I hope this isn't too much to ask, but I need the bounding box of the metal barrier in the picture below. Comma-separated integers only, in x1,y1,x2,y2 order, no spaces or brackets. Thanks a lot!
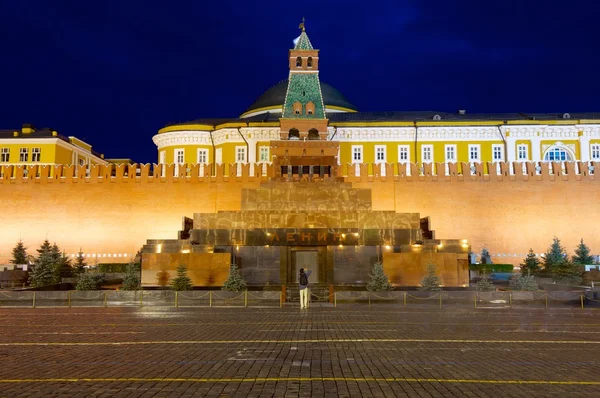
0,290,595,309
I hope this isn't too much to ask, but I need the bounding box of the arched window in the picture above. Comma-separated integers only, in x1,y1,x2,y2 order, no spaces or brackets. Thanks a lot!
288,128,300,140
296,57,302,68
293,101,302,115
306,101,315,115
307,57,313,68
544,146,573,161
308,128,319,140
433,114,441,121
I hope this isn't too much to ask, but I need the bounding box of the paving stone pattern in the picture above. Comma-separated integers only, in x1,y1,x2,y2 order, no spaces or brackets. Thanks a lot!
1,307,599,397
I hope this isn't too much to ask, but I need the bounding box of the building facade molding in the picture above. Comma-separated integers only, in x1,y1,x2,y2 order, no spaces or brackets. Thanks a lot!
152,131,212,149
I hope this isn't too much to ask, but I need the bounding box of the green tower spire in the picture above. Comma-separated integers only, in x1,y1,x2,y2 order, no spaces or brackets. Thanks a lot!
281,21,326,120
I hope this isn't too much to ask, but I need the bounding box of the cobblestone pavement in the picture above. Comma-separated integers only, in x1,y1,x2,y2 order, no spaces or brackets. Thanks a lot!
1,306,600,397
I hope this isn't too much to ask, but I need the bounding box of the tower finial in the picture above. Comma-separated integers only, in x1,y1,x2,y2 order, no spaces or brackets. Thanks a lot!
299,17,305,32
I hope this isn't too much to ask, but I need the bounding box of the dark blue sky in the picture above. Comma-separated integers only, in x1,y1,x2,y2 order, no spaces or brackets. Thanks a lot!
1,0,599,163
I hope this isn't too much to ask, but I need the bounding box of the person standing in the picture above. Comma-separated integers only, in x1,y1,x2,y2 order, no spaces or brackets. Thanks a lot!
299,267,312,309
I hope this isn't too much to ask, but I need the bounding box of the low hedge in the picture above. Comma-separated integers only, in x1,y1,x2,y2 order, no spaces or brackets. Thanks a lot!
469,263,514,273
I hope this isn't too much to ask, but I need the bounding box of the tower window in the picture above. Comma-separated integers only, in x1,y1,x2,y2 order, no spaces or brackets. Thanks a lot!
307,57,313,68
296,57,302,67
308,128,319,140
288,128,300,140
293,101,302,115
306,101,315,115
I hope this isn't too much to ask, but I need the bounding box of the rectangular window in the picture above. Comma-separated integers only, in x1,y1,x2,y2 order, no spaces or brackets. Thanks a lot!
197,149,208,164
259,146,270,162
397,145,410,163
468,144,480,161
174,149,184,164
492,144,504,161
421,145,433,163
31,148,41,162
591,144,600,160
445,145,456,162
375,145,386,163
236,146,247,162
215,148,223,164
19,148,28,162
351,145,363,163
0,148,9,162
518,144,528,160
78,158,85,166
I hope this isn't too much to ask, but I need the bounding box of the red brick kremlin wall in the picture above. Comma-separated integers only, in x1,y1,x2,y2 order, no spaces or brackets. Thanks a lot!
0,161,598,265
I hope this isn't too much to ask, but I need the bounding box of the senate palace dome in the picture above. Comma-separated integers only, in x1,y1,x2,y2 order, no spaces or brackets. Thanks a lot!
240,79,357,118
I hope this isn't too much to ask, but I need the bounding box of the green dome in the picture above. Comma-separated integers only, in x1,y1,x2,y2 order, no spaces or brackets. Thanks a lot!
242,79,357,117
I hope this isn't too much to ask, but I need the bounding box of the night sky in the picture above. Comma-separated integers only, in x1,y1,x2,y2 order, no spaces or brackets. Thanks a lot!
1,0,599,163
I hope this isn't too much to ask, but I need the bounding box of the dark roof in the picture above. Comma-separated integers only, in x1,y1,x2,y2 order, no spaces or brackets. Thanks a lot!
243,79,357,116
0,127,104,158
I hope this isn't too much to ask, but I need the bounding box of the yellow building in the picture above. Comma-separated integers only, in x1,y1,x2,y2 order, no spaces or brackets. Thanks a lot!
153,29,600,175
0,124,107,176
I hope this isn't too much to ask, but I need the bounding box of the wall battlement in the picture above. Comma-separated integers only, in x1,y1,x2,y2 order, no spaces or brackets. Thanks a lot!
0,160,597,185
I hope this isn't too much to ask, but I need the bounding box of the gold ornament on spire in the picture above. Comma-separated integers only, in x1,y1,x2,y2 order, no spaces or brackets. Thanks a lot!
299,17,305,32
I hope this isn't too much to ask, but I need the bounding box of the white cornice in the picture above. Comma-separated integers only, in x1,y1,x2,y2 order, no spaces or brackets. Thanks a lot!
152,131,212,149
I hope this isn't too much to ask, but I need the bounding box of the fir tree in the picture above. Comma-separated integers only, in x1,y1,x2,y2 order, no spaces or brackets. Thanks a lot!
509,271,539,291
28,240,59,287
56,251,73,278
10,239,28,265
520,248,542,275
543,237,567,274
475,271,495,292
573,239,595,265
552,259,583,285
50,243,61,264
419,264,441,291
480,248,492,264
366,262,393,291
170,264,193,291
76,271,105,290
222,265,247,291
74,250,87,274
121,261,141,290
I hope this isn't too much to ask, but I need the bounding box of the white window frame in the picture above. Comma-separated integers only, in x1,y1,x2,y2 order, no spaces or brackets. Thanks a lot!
215,148,223,165
492,144,504,161
19,148,28,162
0,148,9,162
31,148,41,162
174,148,185,164
421,144,433,164
397,145,410,163
197,148,208,164
259,146,270,163
235,146,247,163
468,144,481,162
351,145,363,163
517,144,528,161
591,144,600,161
374,145,386,163
544,146,572,162
444,144,457,162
